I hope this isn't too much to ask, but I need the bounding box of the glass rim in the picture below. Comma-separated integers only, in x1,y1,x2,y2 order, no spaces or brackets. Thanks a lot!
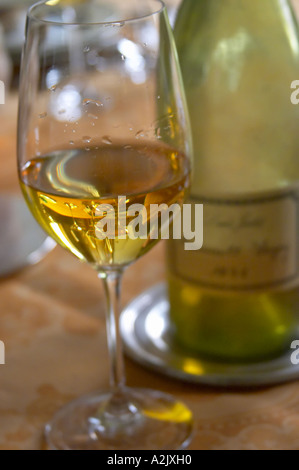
27,0,166,26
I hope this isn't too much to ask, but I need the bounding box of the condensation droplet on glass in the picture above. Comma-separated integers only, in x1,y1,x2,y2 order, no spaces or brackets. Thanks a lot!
157,95,161,100
65,202,77,209
82,98,103,107
135,130,144,139
72,129,76,133
102,135,113,145
85,147,91,151
143,42,148,47
88,113,99,120
113,21,125,27
129,127,133,131
121,54,125,61
58,109,66,115
83,46,90,53
124,145,132,150
82,136,92,144
91,122,95,127
69,140,74,145
49,84,57,92
38,112,47,119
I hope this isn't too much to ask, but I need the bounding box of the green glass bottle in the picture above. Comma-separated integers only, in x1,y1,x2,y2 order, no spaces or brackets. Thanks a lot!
168,0,299,362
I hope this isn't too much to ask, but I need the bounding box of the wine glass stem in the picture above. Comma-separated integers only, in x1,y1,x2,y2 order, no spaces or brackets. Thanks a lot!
100,270,126,392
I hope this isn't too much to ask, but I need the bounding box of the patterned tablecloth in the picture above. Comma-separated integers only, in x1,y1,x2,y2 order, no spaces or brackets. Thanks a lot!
1,0,299,449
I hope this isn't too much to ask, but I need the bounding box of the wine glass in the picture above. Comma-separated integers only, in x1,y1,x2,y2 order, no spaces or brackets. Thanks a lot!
18,0,193,450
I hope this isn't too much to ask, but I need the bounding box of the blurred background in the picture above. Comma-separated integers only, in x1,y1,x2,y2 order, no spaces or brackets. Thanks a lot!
0,0,181,91
1,0,298,98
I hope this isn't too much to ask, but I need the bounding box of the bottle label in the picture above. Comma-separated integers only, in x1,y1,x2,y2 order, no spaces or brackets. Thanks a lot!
170,189,299,292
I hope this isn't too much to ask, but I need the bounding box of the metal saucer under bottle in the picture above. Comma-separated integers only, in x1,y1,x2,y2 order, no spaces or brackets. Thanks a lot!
120,283,299,388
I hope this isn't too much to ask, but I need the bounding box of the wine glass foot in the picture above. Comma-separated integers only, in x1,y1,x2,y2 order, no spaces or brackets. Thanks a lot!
45,387,193,450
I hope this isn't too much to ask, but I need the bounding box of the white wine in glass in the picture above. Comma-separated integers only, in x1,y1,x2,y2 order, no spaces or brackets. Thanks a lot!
21,142,189,267
18,0,193,450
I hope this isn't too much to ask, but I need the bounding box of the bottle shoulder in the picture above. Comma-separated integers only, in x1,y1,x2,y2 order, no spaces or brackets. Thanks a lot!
174,0,299,66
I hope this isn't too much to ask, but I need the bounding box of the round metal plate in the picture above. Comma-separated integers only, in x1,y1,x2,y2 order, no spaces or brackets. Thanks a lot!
120,283,299,388
0,195,56,277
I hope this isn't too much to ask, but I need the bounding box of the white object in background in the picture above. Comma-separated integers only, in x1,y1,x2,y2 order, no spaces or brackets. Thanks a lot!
165,0,181,26
0,23,11,92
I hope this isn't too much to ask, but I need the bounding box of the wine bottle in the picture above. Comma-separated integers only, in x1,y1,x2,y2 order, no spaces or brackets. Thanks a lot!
168,0,299,361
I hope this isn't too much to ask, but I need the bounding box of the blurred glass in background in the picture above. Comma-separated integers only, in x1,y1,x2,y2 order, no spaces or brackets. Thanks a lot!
0,0,55,277
0,0,181,91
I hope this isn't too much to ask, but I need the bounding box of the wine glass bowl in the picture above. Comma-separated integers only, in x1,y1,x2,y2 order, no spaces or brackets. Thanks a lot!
18,0,193,450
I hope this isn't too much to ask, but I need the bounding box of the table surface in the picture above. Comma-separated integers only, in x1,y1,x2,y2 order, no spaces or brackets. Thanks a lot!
2,2,299,449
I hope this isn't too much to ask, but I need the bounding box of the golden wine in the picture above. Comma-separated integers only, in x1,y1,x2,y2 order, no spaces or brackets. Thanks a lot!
20,142,189,269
